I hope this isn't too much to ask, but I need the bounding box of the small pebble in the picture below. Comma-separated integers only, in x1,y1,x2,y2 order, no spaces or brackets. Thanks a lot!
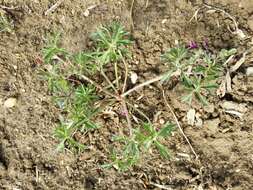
130,72,138,84
246,67,253,76
4,98,17,108
187,108,195,126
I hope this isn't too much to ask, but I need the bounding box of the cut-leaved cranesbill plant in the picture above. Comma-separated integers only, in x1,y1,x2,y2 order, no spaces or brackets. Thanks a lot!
41,22,237,171
41,23,135,154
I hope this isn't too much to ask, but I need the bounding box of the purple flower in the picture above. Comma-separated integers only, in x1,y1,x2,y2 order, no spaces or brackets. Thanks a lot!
188,41,198,49
120,109,128,117
202,38,209,50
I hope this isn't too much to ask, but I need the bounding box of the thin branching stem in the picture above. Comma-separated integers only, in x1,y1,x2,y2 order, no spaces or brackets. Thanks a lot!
119,51,128,93
121,99,133,136
121,74,165,97
126,101,151,123
100,66,118,94
79,74,119,100
114,62,120,89
162,88,199,159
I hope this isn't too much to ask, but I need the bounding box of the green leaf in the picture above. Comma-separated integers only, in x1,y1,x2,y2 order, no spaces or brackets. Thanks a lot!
42,33,67,64
162,47,188,64
91,22,132,64
181,74,193,88
161,70,175,82
73,52,99,74
143,138,153,150
201,83,219,89
158,122,174,137
142,123,156,134
218,48,237,60
154,141,170,159
182,92,193,105
195,91,208,106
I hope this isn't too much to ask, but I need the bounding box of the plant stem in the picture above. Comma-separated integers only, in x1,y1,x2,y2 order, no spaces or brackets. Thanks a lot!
100,66,118,94
121,99,133,136
126,101,151,123
114,62,119,89
130,0,135,29
78,74,119,100
121,74,165,97
119,51,128,93
162,89,199,159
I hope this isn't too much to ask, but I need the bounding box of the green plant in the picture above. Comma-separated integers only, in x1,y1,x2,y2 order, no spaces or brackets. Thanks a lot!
103,122,174,171
102,137,140,171
69,84,99,132
42,24,239,172
73,52,99,74
162,46,237,105
42,33,68,64
0,11,13,33
41,35,100,151
54,121,85,152
136,122,174,159
91,22,132,65
52,84,99,151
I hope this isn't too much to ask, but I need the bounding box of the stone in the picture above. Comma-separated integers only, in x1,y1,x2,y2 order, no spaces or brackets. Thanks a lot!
246,67,253,76
3,98,17,108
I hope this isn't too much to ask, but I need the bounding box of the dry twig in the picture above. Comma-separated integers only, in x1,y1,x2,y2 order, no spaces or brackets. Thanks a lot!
129,0,135,29
45,0,64,15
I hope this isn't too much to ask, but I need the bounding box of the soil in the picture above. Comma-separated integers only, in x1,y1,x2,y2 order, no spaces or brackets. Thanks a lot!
0,0,253,189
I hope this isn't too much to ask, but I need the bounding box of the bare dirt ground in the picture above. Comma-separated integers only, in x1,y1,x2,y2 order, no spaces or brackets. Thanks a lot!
0,0,253,189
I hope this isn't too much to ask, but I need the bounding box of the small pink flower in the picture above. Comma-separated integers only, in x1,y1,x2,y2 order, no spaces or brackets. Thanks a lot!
188,41,198,49
120,109,128,117
202,38,209,50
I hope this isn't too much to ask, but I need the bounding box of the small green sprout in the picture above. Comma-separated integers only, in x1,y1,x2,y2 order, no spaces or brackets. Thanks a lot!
42,33,67,64
54,121,85,152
